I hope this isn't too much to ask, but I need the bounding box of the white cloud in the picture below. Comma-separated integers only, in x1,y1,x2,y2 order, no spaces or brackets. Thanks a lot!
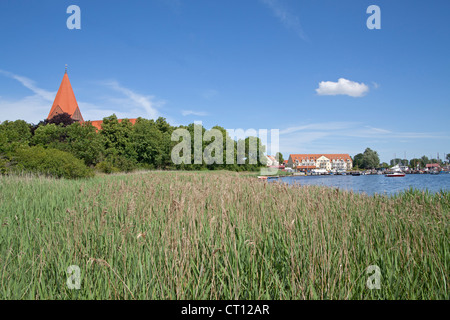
77,101,140,121
260,0,307,40
202,89,218,100
0,70,55,123
278,121,449,160
102,80,164,119
0,70,167,122
182,110,208,117
0,95,50,124
280,122,357,135
316,78,369,97
0,70,55,101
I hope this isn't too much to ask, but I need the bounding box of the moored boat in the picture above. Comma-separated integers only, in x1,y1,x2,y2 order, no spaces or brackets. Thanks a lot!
385,164,405,177
385,172,406,177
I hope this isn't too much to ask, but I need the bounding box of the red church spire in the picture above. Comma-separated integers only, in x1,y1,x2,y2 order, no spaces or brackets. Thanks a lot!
47,66,84,122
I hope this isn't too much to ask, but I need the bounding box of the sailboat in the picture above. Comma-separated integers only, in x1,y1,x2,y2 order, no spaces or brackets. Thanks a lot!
385,164,405,177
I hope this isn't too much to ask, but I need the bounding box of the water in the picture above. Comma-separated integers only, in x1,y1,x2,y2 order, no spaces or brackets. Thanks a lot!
274,174,450,196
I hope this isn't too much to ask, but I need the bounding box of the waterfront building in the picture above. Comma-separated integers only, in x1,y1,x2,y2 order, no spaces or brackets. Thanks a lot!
265,155,279,167
287,154,353,172
425,163,441,171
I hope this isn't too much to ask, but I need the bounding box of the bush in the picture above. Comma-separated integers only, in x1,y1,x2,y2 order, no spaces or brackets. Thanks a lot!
12,146,94,179
0,120,32,154
0,157,7,174
95,161,120,174
105,154,137,173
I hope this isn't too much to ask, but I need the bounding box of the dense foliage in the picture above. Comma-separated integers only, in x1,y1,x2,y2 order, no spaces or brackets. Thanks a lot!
0,114,266,178
12,146,94,179
353,148,380,169
275,152,284,164
406,156,445,168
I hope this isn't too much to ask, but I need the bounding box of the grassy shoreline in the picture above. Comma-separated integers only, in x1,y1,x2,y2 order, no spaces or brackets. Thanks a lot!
0,171,448,299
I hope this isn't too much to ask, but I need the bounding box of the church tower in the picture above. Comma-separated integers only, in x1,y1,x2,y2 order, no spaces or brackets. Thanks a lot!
47,66,84,122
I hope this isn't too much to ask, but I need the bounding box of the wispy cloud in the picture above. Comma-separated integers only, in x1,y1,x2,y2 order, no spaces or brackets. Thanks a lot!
77,101,141,122
202,89,218,100
316,78,369,97
0,70,56,123
102,80,164,119
182,110,208,117
0,70,166,123
280,122,357,135
0,69,55,101
260,0,307,40
278,121,450,160
0,95,50,124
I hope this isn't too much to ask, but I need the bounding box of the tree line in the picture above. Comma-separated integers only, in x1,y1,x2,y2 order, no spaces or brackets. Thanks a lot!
393,156,447,168
352,147,448,170
0,114,267,178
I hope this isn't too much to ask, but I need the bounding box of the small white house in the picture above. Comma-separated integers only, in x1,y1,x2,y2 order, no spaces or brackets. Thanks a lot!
266,155,279,167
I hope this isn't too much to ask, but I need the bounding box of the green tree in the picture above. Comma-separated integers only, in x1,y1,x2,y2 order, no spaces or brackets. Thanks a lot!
0,120,32,154
353,153,364,169
410,158,421,168
355,148,380,169
155,117,173,134
32,123,105,166
65,122,106,166
130,118,172,169
362,148,380,169
275,152,284,164
420,155,430,167
244,136,266,168
46,112,75,127
32,124,67,147
390,158,399,166
430,159,443,165
380,162,389,168
100,115,134,159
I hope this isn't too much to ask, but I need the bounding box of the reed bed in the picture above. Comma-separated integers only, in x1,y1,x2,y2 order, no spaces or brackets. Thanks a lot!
0,171,448,299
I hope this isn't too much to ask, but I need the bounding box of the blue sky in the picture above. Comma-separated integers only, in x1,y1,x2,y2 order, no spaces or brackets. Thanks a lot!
0,0,449,163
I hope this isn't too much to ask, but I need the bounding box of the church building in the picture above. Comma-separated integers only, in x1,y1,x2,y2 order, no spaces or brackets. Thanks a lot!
47,67,136,130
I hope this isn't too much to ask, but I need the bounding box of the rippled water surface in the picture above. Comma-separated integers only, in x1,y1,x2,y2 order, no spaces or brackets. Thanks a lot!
275,174,450,196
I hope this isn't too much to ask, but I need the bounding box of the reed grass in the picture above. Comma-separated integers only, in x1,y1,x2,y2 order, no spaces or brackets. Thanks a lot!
0,171,448,299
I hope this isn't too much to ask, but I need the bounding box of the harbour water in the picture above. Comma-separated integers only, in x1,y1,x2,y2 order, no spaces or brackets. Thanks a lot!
275,174,450,196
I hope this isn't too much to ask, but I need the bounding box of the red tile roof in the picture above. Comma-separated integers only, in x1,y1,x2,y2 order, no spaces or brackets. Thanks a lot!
290,154,352,162
87,118,137,131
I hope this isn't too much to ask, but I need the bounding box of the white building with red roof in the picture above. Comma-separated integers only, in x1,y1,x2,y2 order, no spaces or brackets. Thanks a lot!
265,155,279,167
287,154,353,171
